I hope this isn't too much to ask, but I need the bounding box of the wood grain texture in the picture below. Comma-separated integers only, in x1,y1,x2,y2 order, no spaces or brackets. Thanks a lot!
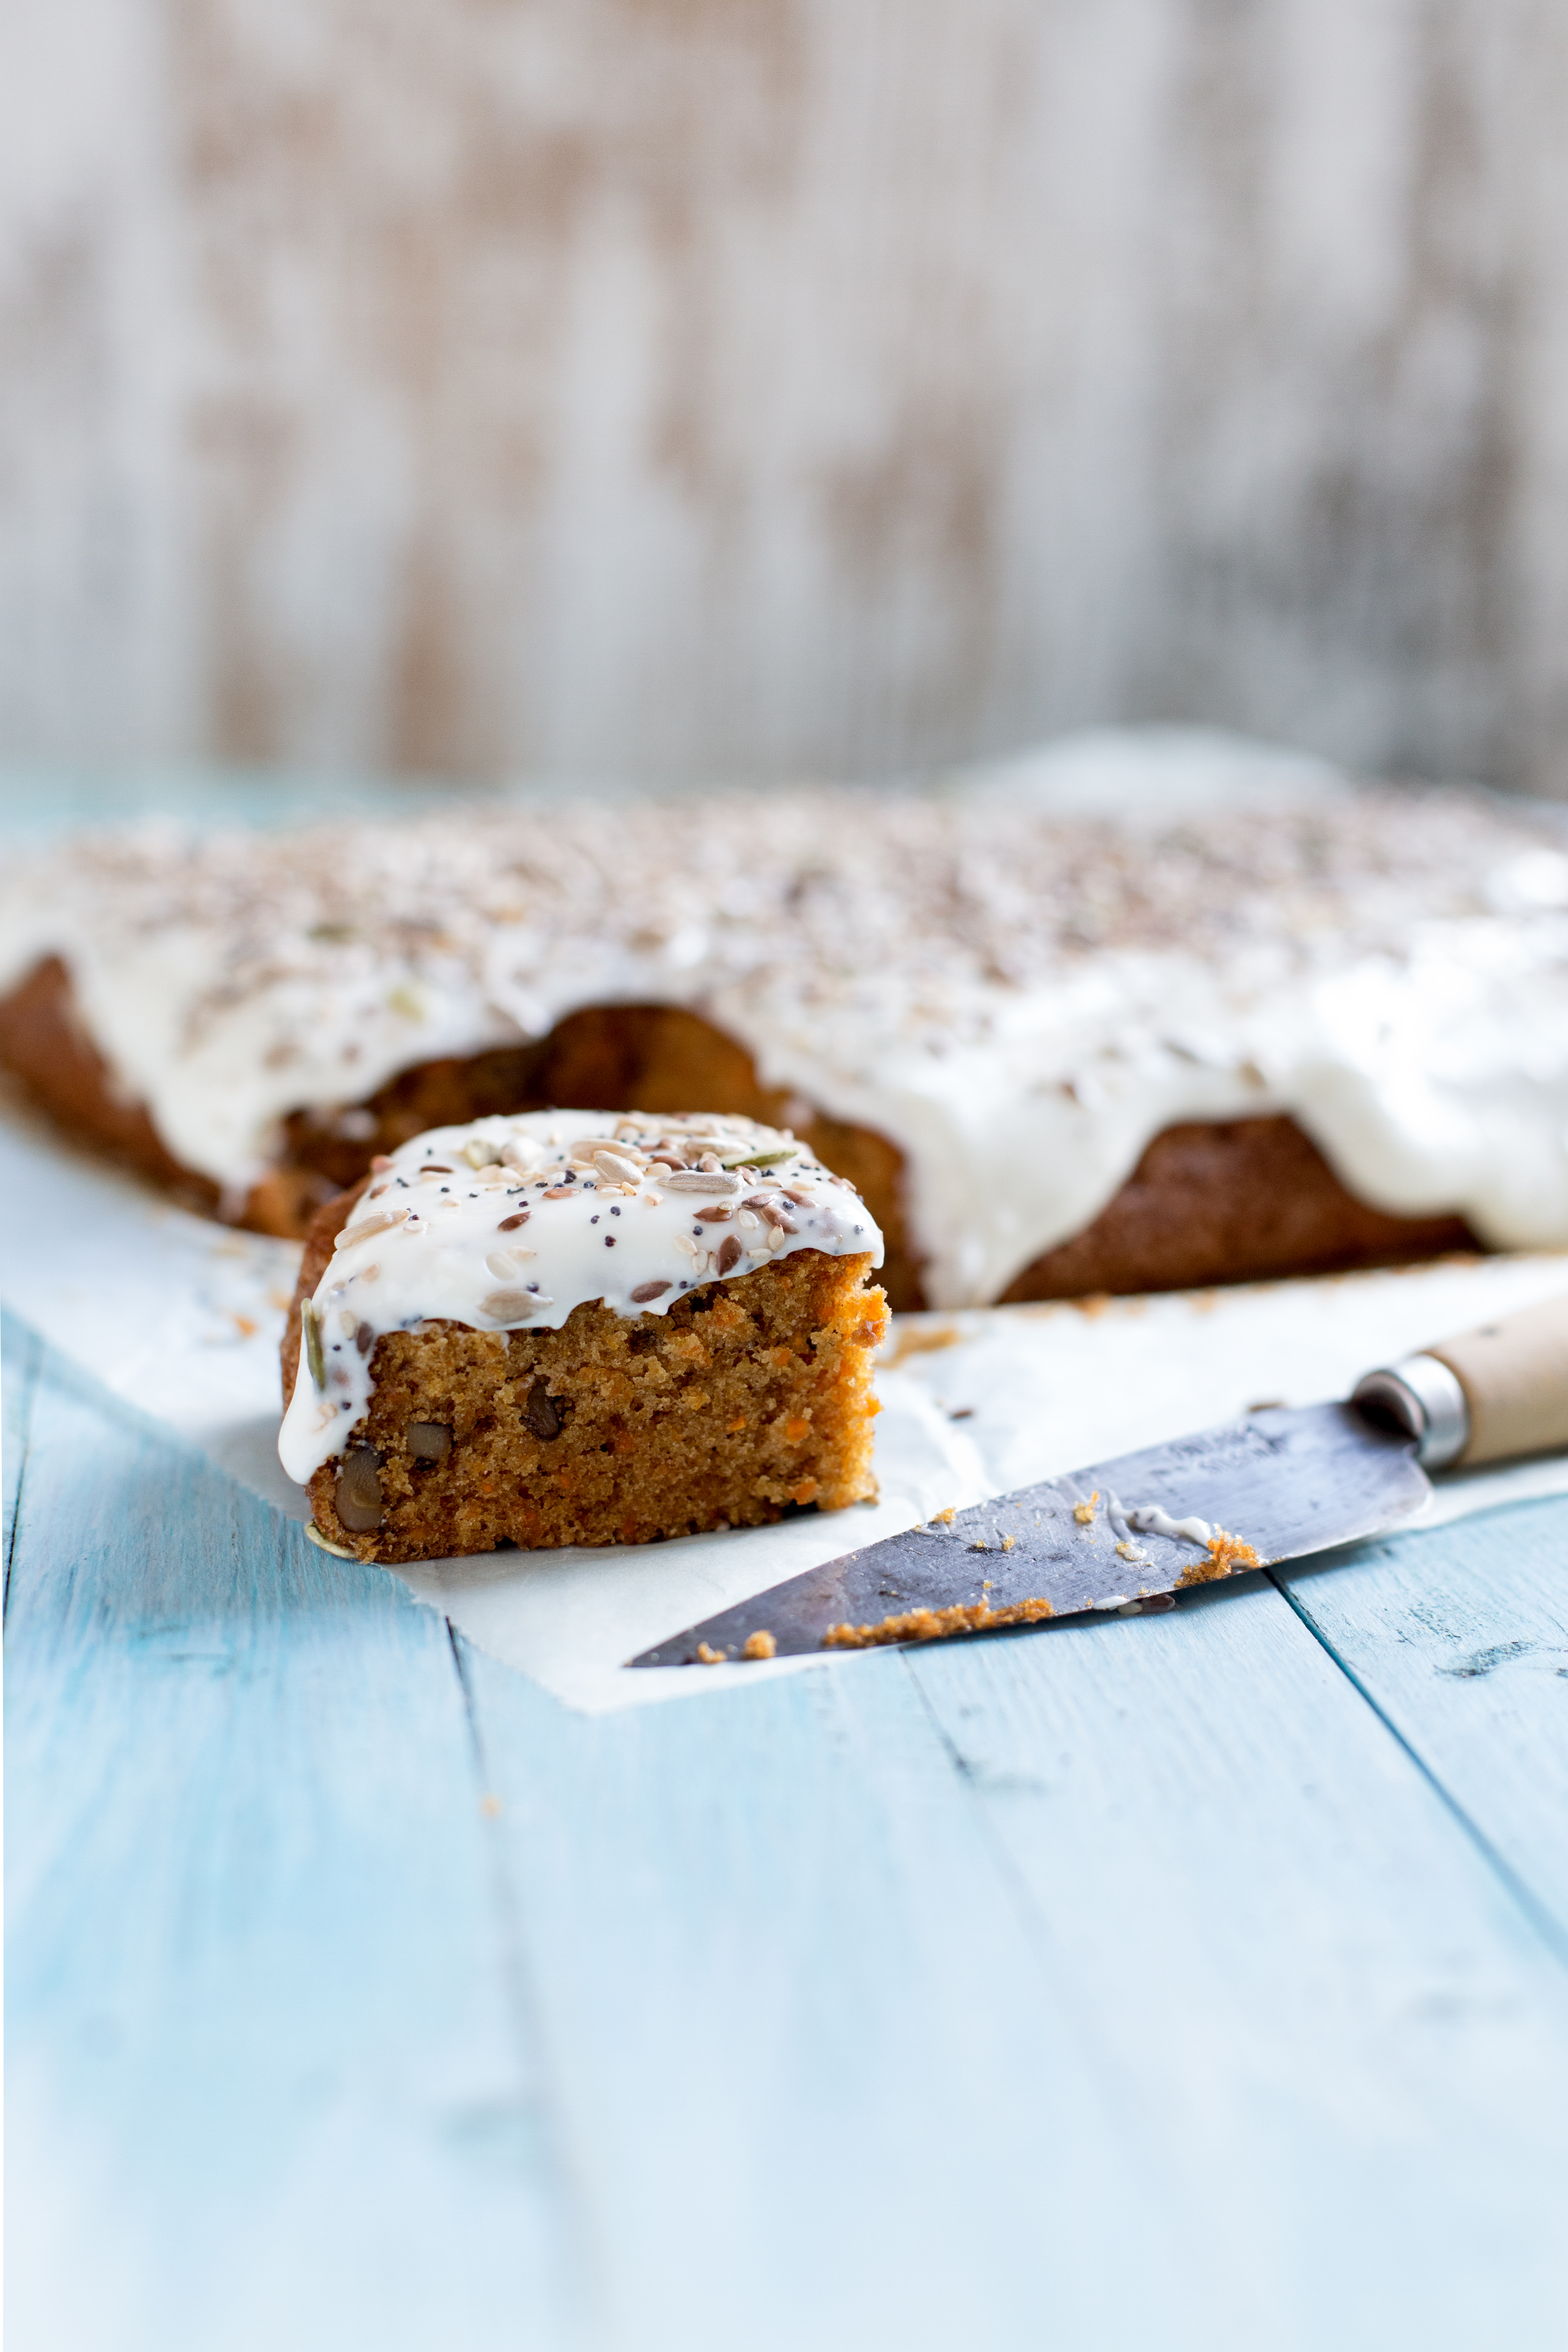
464,1569,1568,2350
12,1301,1568,2350
3,1323,575,2352
3,0,1566,790
1278,1499,1568,1938
898,1581,1568,2350
2,1312,40,1592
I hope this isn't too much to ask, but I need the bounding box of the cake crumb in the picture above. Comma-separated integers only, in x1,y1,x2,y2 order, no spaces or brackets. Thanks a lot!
695,1642,727,1664
824,1595,1055,1649
741,1630,777,1660
1072,1491,1101,1525
1177,1527,1263,1585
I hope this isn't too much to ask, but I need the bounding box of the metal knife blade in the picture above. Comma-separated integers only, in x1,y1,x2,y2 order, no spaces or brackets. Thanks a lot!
626,1401,1428,1666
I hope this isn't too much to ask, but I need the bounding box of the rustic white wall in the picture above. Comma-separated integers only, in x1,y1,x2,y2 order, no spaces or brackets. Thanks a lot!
2,0,1565,790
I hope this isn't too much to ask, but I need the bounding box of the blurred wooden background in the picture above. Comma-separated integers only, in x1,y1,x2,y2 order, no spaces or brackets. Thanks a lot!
2,0,1565,791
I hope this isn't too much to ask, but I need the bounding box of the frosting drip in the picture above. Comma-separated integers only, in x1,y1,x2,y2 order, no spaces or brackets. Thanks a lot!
7,745,1568,1306
277,1112,884,1485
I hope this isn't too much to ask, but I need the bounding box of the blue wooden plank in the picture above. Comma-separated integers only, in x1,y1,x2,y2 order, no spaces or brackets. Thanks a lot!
3,1312,40,1600
16,1289,1568,2352
1276,1501,1568,1938
6,1336,575,2352
903,1578,1568,2350
462,1641,1208,2352
464,1565,1568,2352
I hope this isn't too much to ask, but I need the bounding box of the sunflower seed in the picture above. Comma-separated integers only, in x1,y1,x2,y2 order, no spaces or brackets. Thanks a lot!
481,1288,552,1319
486,1247,537,1279
593,1148,643,1185
663,1170,740,1195
341,1206,409,1241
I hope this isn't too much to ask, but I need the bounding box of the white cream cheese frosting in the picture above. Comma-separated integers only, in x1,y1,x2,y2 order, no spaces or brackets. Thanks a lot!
277,1112,884,1486
7,743,1568,1306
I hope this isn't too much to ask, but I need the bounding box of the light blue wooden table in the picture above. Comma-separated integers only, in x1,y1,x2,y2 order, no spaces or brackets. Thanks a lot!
6,772,1568,2349
8,1303,1568,2352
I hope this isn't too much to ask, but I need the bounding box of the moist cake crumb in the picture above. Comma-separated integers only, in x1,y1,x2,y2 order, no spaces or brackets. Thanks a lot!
823,1595,1057,1649
279,1109,888,1565
1177,1528,1263,1585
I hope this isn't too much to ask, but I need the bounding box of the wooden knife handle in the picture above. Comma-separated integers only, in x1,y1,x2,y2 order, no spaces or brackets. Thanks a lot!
1427,1292,1568,1466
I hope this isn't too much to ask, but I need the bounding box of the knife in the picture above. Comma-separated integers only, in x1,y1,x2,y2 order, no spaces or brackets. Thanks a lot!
628,1291,1568,1667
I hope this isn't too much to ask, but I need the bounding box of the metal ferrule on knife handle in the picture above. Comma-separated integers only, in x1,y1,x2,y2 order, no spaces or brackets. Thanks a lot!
1353,1291,1568,1470
1350,1355,1470,1468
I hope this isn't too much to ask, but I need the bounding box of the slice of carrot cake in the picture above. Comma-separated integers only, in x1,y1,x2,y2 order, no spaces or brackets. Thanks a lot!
278,1112,888,1563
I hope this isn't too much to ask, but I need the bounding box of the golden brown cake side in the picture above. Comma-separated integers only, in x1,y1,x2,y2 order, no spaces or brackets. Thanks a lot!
5,958,1480,1304
998,1118,1476,1300
0,955,345,1238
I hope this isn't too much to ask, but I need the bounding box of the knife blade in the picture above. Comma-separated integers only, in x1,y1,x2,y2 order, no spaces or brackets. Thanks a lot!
627,1289,1568,1667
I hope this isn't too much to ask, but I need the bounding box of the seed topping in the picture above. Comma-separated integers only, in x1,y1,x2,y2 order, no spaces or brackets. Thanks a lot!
662,1169,741,1195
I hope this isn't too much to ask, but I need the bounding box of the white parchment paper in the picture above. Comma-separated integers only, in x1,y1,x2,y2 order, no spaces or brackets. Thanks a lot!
5,1101,1568,1712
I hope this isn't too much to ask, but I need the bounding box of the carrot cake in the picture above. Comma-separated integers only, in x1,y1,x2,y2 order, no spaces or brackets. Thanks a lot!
278,1112,887,1561
5,744,1568,1308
